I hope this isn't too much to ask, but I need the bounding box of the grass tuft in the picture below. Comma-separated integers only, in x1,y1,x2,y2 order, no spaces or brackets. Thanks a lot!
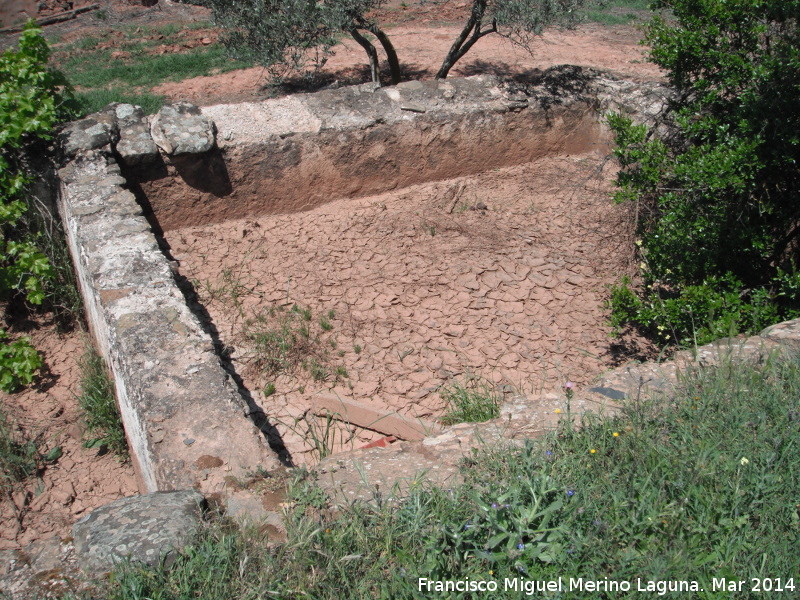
439,374,501,425
0,410,39,493
78,349,128,459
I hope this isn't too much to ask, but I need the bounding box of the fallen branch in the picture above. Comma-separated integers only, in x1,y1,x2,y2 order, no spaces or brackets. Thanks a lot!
447,181,467,214
0,4,100,34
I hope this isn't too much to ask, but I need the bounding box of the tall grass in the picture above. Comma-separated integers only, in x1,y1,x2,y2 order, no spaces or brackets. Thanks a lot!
78,349,128,459
439,374,501,425
52,25,252,116
89,354,800,599
582,0,653,25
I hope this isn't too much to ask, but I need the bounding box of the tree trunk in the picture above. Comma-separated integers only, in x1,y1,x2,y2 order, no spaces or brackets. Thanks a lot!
364,23,402,84
350,28,380,85
435,0,496,79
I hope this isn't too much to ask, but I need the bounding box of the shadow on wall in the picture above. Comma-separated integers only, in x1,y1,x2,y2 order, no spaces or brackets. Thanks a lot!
171,148,233,197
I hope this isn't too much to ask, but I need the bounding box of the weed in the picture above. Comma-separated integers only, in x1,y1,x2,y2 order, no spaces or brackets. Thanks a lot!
335,365,348,380
202,267,250,306
291,304,312,322
354,344,362,354
309,358,329,382
78,349,128,459
242,303,346,388
283,410,353,462
319,316,334,332
263,382,276,397
439,374,501,425
0,410,39,493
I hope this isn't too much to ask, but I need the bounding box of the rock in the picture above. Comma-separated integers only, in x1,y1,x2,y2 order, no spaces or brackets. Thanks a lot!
761,317,800,349
59,112,119,158
400,102,427,113
114,103,160,167
150,102,216,156
72,491,206,573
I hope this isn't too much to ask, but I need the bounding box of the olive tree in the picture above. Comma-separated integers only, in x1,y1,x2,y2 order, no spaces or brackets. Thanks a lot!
206,0,401,85
206,0,598,85
437,0,592,79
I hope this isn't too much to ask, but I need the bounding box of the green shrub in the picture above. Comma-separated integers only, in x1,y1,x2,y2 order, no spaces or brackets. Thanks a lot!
608,0,800,347
0,23,74,391
0,330,43,392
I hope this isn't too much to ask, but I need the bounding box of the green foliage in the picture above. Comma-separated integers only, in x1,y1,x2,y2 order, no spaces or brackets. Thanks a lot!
0,23,68,302
97,356,800,599
78,349,128,459
609,0,800,347
436,0,602,78
205,0,345,74
206,0,602,85
0,23,74,391
0,330,43,393
439,374,501,425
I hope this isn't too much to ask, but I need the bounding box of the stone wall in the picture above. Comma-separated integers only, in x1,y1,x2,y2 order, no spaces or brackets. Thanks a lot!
58,111,284,496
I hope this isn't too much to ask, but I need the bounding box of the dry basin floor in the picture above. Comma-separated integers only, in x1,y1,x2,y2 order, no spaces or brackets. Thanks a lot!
167,152,636,463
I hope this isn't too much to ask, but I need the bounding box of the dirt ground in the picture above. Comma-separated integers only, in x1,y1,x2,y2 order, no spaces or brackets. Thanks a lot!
0,320,137,552
168,154,642,463
1,0,660,550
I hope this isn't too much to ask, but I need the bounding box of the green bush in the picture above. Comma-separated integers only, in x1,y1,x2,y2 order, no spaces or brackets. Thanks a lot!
0,23,75,392
609,0,800,347
0,329,43,392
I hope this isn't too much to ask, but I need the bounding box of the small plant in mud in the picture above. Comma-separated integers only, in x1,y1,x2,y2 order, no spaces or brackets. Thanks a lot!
282,409,354,463
78,349,128,459
0,410,40,493
439,374,501,425
241,303,348,389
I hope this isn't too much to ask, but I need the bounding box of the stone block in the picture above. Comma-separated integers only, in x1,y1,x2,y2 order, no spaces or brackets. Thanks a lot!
72,491,205,573
59,113,118,158
150,101,216,156
114,103,160,167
